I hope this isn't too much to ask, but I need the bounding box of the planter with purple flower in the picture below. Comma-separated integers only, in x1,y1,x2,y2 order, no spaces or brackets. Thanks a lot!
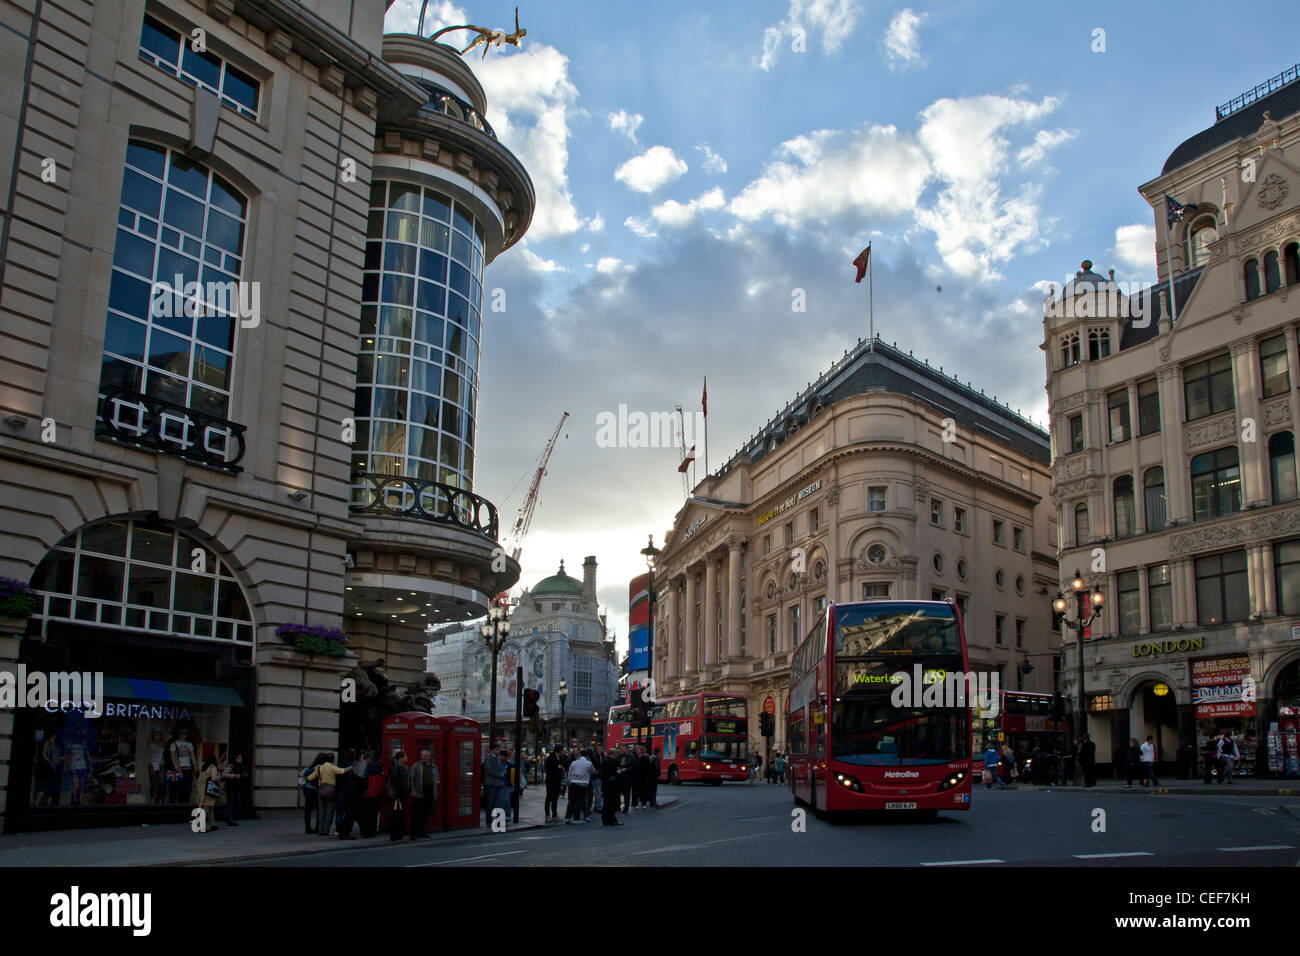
0,577,38,634
275,622,350,657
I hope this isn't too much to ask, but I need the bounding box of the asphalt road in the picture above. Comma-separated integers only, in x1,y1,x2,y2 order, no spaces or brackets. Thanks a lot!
229,782,1300,867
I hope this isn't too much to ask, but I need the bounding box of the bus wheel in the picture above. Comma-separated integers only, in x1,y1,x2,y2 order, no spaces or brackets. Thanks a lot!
668,766,679,785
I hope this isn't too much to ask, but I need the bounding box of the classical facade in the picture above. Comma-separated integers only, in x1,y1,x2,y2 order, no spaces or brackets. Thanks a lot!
654,339,1058,755
1042,69,1300,777
0,0,531,831
426,558,618,746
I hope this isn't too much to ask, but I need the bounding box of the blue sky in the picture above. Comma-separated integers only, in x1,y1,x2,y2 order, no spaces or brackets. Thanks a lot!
385,0,1300,646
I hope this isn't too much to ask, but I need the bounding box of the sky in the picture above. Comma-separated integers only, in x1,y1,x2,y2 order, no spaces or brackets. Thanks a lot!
384,0,1300,650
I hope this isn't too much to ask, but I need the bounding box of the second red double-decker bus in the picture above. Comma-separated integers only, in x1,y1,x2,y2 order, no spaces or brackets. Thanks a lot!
787,599,973,817
606,693,749,784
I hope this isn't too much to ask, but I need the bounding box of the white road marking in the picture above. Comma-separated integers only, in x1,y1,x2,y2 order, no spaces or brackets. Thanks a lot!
920,858,1005,866
1072,852,1154,859
1216,845,1294,852
408,850,526,867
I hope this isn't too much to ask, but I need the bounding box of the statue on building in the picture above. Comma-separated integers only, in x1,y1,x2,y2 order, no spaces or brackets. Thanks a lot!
423,6,526,59
340,658,444,752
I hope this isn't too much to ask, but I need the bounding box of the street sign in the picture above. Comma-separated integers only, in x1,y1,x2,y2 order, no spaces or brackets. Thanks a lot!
763,695,775,715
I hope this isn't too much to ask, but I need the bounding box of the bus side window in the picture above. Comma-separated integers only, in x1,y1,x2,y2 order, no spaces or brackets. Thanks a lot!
686,740,698,759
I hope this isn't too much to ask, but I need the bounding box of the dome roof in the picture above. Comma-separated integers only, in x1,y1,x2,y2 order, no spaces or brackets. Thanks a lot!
530,560,583,598
1061,259,1113,296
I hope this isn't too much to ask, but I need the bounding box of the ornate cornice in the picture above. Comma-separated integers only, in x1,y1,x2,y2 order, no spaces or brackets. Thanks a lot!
1168,504,1300,556
1050,476,1101,504
1185,412,1237,452
1053,452,1093,482
1264,397,1292,429
1156,365,1181,382
1229,209,1299,258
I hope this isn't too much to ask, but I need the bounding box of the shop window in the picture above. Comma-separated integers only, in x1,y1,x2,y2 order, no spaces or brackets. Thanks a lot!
1184,352,1235,421
1144,466,1167,530
1107,388,1131,442
1260,334,1290,397
1191,447,1241,521
1270,431,1298,504
1114,475,1136,538
1194,551,1249,626
29,519,253,643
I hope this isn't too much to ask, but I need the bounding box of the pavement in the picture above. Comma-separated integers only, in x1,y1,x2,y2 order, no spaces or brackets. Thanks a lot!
996,774,1299,797
0,786,679,867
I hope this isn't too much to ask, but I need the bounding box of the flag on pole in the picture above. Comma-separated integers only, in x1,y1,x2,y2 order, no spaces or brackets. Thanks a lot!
853,244,871,283
678,445,696,473
1165,195,1197,227
702,378,707,417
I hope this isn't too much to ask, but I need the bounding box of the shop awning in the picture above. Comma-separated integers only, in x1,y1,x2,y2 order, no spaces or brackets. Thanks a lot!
102,677,245,707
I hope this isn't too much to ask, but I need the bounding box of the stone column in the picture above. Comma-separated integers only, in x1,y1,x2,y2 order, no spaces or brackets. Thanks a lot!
1156,365,1190,522
665,575,679,681
684,570,699,677
1171,558,1195,628
0,617,24,830
1233,338,1268,506
1246,545,1265,618
1261,542,1278,616
727,539,743,658
1128,379,1144,534
1137,565,1150,634
704,555,719,667
1284,326,1300,441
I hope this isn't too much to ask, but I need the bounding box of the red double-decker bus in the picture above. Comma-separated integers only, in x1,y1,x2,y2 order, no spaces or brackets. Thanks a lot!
606,693,749,784
787,600,973,817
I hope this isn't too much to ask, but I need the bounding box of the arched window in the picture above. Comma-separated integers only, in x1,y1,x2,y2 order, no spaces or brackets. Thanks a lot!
1074,501,1090,545
1060,333,1080,368
1187,216,1217,268
1191,447,1241,521
1144,466,1167,531
1270,431,1298,504
99,141,247,422
1088,329,1111,361
1264,250,1282,294
28,519,253,642
1244,258,1261,301
1113,475,1135,538
1285,242,1300,286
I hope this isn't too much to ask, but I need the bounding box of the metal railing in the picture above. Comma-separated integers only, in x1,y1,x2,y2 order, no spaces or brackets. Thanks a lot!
350,471,499,538
1216,64,1300,121
97,387,247,471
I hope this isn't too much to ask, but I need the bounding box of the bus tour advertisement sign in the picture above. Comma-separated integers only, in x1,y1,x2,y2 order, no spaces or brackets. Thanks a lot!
1191,655,1255,719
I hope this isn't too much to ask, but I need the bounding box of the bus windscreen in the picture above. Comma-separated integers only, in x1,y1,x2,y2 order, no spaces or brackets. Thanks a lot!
836,602,960,657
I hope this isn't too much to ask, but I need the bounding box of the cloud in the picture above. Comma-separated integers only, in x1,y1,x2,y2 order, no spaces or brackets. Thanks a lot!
1112,223,1156,272
651,188,726,228
1016,128,1079,167
729,125,930,227
883,8,926,68
474,45,583,240
520,247,564,273
384,0,467,36
608,110,644,145
696,143,728,174
624,215,658,239
761,0,862,71
587,212,605,233
614,145,689,193
595,257,634,275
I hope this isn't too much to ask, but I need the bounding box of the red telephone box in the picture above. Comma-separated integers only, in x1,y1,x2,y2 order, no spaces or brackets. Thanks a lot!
437,715,481,829
381,712,446,833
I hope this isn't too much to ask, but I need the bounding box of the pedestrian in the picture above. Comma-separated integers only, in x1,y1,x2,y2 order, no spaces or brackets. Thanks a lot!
617,744,635,811
1140,735,1159,786
409,748,439,839
633,745,654,809
982,744,1000,789
648,747,661,808
1203,734,1221,785
544,744,564,821
305,751,349,835
1080,733,1097,788
600,748,622,826
386,751,410,842
334,748,364,839
499,745,516,823
301,752,325,834
483,743,505,826
774,752,787,784
591,749,605,813
196,756,223,831
565,748,594,823
220,752,248,826
360,751,384,837
1000,743,1017,785
1219,731,1238,783
1124,738,1141,787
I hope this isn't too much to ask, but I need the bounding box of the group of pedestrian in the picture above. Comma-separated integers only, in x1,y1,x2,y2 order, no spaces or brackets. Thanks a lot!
746,750,788,784
482,742,525,826
539,742,660,827
300,749,438,842
1202,730,1239,784
190,751,249,832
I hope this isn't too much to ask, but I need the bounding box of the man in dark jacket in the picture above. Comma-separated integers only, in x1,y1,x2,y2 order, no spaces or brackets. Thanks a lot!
387,752,411,842
617,744,636,812
648,749,661,808
600,749,623,826
544,745,564,821
336,751,368,839
409,749,439,839
1080,734,1097,788
634,745,653,809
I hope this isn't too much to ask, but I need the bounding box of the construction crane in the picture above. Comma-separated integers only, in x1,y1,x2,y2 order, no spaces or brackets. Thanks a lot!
494,410,569,606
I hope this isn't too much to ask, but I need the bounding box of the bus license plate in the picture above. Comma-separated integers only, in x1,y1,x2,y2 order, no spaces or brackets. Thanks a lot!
885,801,917,810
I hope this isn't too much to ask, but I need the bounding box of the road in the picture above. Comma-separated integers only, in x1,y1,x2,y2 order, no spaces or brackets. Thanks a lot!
225,781,1300,867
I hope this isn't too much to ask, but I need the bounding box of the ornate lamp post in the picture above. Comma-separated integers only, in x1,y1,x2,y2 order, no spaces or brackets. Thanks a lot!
480,604,511,745
557,676,568,748
1052,569,1105,745
641,534,661,753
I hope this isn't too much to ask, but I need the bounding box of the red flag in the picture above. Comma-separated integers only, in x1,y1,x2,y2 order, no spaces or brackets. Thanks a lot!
853,244,871,283
678,445,696,473
702,378,707,417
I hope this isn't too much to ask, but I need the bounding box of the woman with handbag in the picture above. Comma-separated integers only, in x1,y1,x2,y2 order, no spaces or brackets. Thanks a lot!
386,751,411,842
301,752,325,834
196,756,224,831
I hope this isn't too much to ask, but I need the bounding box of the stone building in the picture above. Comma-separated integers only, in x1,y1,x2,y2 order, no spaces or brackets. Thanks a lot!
426,558,619,746
1042,68,1300,777
0,0,531,830
653,338,1059,757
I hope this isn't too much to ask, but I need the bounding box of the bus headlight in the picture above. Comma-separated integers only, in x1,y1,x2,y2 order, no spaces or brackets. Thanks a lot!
703,763,711,770
834,772,864,793
937,770,967,792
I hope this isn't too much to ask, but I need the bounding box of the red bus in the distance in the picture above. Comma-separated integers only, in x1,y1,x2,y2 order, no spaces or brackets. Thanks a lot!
787,599,973,817
606,693,749,784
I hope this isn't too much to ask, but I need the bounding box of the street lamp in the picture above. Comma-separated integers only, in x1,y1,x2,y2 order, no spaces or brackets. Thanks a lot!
480,603,511,745
1052,568,1105,746
558,676,568,748
641,534,661,755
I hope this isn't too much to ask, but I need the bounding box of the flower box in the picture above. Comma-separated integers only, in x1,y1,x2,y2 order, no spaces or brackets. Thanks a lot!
275,622,349,657
0,577,37,620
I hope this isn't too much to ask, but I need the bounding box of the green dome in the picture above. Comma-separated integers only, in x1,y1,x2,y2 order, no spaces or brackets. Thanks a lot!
530,560,584,598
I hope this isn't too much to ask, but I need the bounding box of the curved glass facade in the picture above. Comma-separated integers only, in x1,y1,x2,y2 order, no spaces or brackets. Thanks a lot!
352,180,485,491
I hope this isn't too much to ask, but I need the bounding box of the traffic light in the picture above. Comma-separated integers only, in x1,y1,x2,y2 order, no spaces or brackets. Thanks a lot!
523,688,540,718
759,712,774,737
630,685,644,726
